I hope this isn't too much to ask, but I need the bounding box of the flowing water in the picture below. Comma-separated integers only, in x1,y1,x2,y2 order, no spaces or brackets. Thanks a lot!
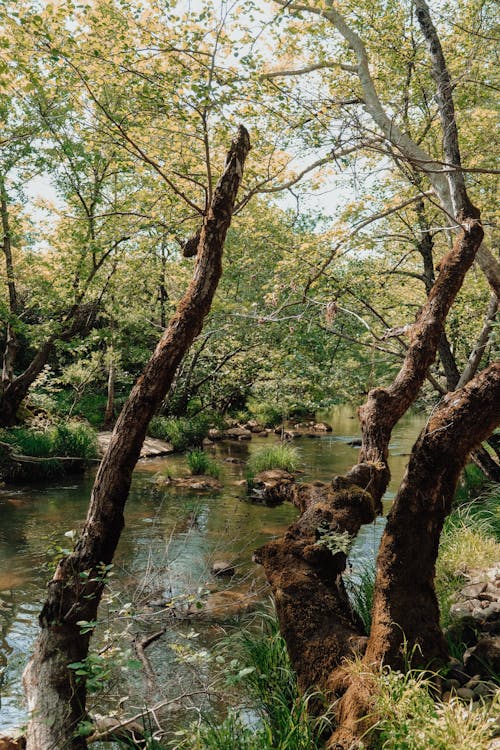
0,405,425,736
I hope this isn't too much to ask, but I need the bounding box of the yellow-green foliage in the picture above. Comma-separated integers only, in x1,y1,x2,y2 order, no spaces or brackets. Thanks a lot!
372,668,498,750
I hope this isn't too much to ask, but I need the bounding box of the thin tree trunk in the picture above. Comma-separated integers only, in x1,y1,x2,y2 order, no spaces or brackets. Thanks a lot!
1,178,20,399
457,293,498,388
22,125,250,750
104,314,116,429
103,349,115,428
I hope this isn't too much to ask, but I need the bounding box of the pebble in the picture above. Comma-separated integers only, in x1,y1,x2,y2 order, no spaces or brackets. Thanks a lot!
456,687,476,700
473,682,492,697
464,675,481,689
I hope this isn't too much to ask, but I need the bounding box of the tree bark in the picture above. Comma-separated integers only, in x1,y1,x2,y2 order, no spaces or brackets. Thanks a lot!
0,302,100,426
256,208,484,701
1,177,20,398
22,125,251,750
331,363,500,749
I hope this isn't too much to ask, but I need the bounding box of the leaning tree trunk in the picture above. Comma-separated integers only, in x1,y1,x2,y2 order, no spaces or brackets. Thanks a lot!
257,3,494,746
22,125,251,750
256,215,485,748
0,304,100,427
331,362,500,749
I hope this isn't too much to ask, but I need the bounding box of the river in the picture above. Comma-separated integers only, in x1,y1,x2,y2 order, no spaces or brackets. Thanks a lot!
0,405,425,737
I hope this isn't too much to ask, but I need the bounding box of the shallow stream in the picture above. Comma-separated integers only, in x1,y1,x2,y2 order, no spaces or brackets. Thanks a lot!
0,405,425,735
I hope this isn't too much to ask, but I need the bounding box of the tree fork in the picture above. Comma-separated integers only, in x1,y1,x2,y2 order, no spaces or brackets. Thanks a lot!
22,125,251,750
256,213,484,719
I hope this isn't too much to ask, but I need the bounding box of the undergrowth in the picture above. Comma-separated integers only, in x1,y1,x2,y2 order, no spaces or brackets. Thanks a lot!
148,415,210,451
370,667,498,750
0,421,98,459
172,613,331,750
436,486,500,630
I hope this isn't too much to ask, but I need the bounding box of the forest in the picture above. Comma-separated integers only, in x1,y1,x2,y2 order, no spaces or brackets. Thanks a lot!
0,0,498,748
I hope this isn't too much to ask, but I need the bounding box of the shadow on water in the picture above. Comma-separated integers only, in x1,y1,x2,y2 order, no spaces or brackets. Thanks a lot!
0,405,425,735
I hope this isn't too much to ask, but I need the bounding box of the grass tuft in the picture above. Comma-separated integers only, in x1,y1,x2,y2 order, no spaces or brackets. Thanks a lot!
187,450,220,478
247,445,299,476
346,561,376,635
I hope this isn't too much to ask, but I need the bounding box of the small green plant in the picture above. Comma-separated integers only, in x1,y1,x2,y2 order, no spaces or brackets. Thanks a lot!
247,444,299,476
148,415,210,451
315,527,353,555
346,561,376,634
187,449,220,478
68,652,113,694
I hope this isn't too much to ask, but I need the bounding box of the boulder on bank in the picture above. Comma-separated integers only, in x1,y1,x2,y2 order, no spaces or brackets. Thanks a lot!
98,432,174,458
243,420,266,433
446,563,500,681
208,428,224,441
313,421,332,432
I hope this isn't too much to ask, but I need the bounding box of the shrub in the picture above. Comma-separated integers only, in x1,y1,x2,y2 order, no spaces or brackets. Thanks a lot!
51,422,99,459
187,450,220,478
247,445,299,476
247,400,283,428
148,415,210,451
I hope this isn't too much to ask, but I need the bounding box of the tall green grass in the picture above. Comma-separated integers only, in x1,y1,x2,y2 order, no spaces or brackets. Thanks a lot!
247,445,299,476
346,561,376,634
174,613,331,750
1,422,98,459
148,415,210,451
187,450,220,478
